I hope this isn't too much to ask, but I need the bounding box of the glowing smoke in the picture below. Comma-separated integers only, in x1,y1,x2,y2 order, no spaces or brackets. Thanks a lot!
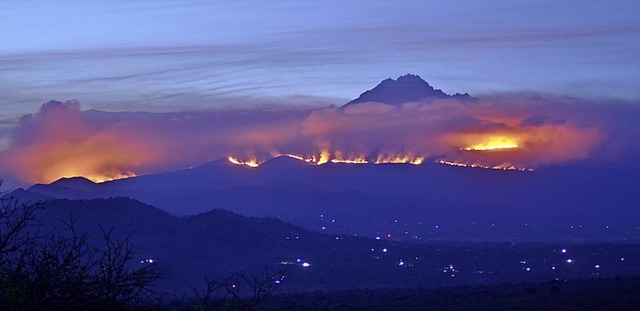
0,95,637,185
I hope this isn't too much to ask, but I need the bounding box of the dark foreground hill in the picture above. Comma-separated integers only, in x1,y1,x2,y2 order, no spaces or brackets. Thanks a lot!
19,197,640,295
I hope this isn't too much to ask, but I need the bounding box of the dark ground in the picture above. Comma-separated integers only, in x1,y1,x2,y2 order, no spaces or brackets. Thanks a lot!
260,277,640,311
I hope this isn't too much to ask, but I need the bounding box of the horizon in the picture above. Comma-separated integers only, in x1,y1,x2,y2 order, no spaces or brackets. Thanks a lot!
2,1,640,188
2,3,640,306
1,73,640,189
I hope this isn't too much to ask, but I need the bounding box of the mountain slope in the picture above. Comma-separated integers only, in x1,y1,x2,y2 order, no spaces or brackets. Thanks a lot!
343,74,474,107
12,159,640,241
21,197,640,294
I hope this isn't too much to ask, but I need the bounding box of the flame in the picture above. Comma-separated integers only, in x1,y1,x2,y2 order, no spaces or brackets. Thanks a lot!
284,153,323,165
238,150,427,167
317,149,330,165
284,151,369,165
330,158,368,164
8,138,149,184
374,152,424,165
3,98,611,186
227,156,260,167
284,154,305,161
43,163,137,183
87,172,137,183
436,159,533,172
331,150,368,164
463,137,519,151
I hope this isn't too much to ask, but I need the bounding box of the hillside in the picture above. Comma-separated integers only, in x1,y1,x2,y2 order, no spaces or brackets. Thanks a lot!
12,158,640,242
17,197,640,295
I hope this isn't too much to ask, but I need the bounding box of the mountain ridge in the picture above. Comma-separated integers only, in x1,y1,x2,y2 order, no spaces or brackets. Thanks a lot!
343,74,475,107
6,157,640,242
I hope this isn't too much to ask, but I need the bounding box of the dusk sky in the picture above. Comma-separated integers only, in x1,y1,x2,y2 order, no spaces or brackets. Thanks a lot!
1,1,640,187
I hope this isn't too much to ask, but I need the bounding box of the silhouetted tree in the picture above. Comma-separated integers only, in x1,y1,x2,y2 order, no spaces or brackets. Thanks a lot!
0,182,160,310
183,268,286,311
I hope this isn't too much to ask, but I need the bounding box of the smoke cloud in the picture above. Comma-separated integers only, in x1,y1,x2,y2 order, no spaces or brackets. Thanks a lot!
1,95,638,184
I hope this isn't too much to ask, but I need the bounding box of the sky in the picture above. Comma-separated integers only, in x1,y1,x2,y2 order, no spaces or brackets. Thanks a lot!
1,0,640,187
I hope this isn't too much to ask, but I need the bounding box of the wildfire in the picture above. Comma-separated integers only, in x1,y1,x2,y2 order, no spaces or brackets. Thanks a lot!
331,158,368,164
463,137,519,151
87,172,137,183
227,156,260,167
283,151,370,165
317,150,331,165
436,159,533,172
38,162,138,184
374,153,424,165
284,153,324,165
232,151,427,167
330,151,368,164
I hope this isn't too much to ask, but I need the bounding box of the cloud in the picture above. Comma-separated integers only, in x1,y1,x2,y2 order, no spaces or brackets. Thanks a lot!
0,95,638,185
2,101,154,184
519,114,566,127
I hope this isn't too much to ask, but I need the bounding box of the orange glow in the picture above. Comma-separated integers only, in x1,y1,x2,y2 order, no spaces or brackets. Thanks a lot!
374,152,424,165
463,137,519,151
330,158,368,164
8,136,150,184
284,154,305,161
227,156,260,167
36,158,138,183
317,149,331,165
251,150,430,167
3,97,612,186
282,153,317,165
436,159,533,172
84,172,137,183
330,150,368,164
284,153,323,164
286,149,369,165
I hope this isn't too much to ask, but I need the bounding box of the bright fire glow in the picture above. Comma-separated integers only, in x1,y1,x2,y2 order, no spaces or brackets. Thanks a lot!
10,140,148,184
284,153,324,165
45,166,137,183
463,137,519,151
87,172,137,183
237,151,429,167
374,153,424,165
317,150,330,165
284,154,305,161
2,98,608,185
330,151,368,164
284,151,370,165
331,158,368,164
436,159,533,172
227,156,260,167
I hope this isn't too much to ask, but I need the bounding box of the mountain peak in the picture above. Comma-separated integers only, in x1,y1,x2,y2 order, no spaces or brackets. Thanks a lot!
49,176,97,189
259,155,313,169
343,74,474,107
